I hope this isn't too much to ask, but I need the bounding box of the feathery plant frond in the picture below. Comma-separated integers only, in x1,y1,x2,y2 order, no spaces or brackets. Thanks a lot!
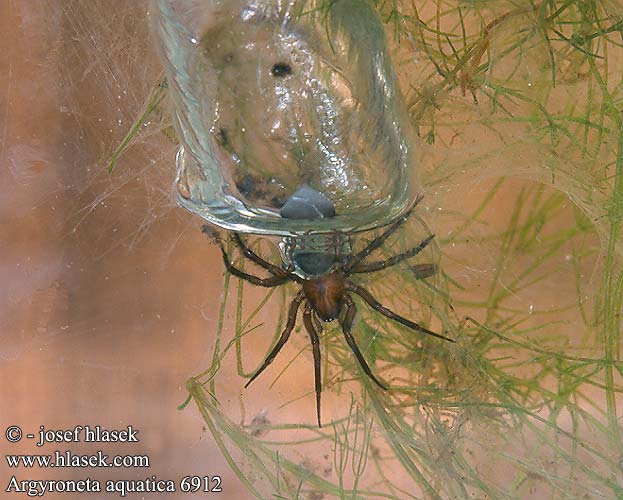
114,1,622,498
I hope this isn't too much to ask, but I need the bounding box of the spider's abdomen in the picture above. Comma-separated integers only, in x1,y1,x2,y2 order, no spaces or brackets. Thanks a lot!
303,272,346,322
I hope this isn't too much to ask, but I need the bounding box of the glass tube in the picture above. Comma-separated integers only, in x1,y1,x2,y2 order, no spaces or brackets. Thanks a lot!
151,0,420,236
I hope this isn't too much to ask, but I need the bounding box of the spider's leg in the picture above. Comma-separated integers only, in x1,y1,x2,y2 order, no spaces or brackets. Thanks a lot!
341,296,387,390
303,304,323,427
311,310,323,335
346,282,455,343
233,233,291,278
350,235,436,275
218,238,289,287
245,291,305,387
344,194,424,273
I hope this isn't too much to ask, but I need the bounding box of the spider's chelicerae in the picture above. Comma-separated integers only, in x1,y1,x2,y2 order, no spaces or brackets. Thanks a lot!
203,202,454,427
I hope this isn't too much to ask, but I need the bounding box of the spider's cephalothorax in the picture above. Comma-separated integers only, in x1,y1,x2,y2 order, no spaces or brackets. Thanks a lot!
302,271,346,322
203,195,454,427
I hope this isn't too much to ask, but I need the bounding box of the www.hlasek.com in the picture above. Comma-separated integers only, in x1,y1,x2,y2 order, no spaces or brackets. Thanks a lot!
7,450,149,469
4,425,222,496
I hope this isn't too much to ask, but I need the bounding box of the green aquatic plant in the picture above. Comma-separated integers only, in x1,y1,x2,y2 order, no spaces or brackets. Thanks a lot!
107,75,172,173
114,0,622,498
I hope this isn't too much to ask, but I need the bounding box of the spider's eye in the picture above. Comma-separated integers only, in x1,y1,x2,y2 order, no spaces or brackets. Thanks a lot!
271,62,292,77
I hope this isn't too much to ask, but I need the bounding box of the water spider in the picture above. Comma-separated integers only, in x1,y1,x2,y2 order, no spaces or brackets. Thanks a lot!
203,196,454,426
